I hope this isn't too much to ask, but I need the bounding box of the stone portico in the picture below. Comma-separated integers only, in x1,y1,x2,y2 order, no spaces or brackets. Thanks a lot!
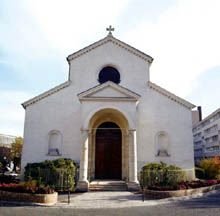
77,82,141,191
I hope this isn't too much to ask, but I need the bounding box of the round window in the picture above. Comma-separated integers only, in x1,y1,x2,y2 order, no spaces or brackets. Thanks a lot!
98,66,120,84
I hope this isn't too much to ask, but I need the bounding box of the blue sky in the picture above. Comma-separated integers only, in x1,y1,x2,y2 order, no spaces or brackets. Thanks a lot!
0,0,220,136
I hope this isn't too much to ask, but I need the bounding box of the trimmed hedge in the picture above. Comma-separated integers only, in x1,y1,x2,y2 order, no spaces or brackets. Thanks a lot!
24,158,77,191
140,162,186,188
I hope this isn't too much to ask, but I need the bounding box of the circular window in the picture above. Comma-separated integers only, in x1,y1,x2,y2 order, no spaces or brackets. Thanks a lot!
98,66,120,84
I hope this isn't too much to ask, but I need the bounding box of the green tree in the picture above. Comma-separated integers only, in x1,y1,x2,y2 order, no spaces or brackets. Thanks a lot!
10,137,23,171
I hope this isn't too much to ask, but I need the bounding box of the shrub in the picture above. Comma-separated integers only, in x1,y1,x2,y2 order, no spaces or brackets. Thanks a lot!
140,162,186,188
199,157,220,179
24,158,77,191
0,181,54,194
148,179,220,191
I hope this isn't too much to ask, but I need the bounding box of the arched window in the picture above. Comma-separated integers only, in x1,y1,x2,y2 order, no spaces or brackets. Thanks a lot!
48,130,62,156
98,66,120,84
156,131,170,157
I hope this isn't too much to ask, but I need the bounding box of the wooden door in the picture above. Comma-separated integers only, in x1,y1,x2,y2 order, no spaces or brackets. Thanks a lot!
95,122,122,179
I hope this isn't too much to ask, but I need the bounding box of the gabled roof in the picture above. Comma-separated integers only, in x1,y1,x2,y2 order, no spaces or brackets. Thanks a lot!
67,34,153,63
148,81,195,109
22,81,71,109
78,81,140,102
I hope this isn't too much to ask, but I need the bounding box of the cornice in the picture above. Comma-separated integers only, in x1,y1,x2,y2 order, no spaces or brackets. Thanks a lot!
79,97,138,102
78,81,140,101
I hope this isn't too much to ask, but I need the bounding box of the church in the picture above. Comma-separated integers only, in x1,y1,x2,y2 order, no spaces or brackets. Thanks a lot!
21,27,195,191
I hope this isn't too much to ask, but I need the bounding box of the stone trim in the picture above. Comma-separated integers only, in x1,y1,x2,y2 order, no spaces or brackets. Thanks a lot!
0,190,58,205
79,97,138,102
22,81,71,109
148,81,195,109
144,184,220,199
67,35,153,63
78,81,140,101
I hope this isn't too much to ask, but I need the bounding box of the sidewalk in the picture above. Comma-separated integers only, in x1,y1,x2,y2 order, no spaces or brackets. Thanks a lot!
56,191,204,209
0,190,214,209
57,191,147,208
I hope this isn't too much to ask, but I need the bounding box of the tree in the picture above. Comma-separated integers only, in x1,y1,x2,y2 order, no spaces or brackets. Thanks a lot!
199,156,220,179
10,137,23,171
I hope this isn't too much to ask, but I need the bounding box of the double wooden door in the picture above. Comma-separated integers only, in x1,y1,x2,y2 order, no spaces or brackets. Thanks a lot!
95,122,122,179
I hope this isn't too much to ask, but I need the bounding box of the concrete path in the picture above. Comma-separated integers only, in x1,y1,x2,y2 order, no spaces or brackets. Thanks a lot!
56,190,209,209
57,191,143,208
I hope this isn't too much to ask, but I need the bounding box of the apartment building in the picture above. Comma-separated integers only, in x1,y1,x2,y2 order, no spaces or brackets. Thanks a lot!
0,134,16,160
193,108,220,163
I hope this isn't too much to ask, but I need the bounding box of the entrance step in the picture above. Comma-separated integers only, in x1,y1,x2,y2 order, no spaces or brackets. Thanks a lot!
89,180,127,191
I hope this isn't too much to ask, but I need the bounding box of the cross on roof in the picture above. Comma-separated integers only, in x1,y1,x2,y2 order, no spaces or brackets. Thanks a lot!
106,25,114,35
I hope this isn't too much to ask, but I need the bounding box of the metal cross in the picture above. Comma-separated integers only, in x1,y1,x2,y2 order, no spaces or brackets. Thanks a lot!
106,25,114,35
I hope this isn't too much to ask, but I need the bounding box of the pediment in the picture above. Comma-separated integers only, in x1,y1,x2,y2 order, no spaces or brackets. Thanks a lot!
78,81,140,102
67,34,153,63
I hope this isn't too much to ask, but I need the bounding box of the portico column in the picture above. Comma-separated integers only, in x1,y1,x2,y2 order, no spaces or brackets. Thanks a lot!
127,129,140,191
76,129,89,191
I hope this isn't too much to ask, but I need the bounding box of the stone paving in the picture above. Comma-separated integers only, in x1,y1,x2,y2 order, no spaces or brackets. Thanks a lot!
57,191,146,208
55,190,207,209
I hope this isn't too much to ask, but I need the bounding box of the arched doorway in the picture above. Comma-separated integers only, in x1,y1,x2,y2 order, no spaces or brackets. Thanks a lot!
87,108,130,181
95,122,122,179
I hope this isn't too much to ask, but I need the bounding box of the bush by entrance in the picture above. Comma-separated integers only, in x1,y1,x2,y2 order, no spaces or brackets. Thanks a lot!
24,158,78,191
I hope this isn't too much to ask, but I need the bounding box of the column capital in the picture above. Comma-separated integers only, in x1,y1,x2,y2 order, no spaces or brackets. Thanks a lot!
81,128,93,134
80,128,89,132
126,129,136,136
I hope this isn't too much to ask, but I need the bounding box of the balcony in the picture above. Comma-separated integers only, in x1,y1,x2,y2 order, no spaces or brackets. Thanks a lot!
204,130,218,138
194,143,204,150
193,136,202,142
194,151,203,157
204,150,220,157
205,141,219,148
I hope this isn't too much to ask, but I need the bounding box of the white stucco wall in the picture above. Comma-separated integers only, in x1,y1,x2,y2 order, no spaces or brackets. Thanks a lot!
69,42,150,93
21,38,194,179
137,88,194,174
21,85,82,172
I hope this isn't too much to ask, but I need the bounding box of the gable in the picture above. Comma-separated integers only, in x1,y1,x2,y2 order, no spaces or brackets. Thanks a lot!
78,81,140,102
67,34,153,64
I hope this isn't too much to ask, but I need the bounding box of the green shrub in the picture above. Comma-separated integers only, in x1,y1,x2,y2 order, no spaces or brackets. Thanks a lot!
24,158,77,191
199,157,220,179
140,162,186,188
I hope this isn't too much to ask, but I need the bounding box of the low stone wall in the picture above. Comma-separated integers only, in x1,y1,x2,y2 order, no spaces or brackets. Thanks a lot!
144,184,220,199
0,190,58,205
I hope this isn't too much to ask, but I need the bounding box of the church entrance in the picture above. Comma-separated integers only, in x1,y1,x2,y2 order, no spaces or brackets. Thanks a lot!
95,122,122,179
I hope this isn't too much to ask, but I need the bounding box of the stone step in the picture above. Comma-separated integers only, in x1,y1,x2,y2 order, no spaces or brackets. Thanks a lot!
89,180,128,191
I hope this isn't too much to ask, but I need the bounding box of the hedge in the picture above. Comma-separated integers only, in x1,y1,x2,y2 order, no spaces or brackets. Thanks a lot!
24,158,78,191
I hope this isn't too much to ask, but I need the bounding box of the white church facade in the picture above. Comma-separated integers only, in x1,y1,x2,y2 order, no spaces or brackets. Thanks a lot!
21,28,195,191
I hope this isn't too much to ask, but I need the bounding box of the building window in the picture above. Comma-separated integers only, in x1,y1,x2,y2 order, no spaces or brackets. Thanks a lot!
155,131,170,157
98,66,120,84
48,130,62,156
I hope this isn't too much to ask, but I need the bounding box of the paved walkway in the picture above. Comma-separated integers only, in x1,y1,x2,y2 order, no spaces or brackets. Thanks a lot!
55,190,208,209
57,191,146,208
